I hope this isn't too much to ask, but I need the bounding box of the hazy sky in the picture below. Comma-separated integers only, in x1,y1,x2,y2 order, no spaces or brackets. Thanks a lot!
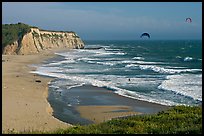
2,2,202,40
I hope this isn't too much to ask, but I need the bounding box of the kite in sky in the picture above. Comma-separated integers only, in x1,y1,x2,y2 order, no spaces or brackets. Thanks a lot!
186,18,192,23
140,32,150,38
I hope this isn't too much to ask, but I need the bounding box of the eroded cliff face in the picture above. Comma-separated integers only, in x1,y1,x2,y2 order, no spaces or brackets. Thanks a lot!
3,28,84,55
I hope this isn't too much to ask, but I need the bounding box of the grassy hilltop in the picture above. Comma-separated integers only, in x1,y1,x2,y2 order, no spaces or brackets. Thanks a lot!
2,23,32,50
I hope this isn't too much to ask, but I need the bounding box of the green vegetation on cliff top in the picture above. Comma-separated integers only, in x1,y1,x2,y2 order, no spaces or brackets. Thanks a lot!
2,22,31,51
2,22,77,52
5,105,202,134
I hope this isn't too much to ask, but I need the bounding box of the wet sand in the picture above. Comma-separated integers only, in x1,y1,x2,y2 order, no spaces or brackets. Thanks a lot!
49,85,171,125
77,105,142,124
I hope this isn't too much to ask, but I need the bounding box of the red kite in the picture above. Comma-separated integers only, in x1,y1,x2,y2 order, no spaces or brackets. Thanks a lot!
186,18,192,23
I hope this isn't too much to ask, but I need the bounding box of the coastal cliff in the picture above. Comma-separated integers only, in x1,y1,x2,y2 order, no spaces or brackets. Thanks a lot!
2,24,84,55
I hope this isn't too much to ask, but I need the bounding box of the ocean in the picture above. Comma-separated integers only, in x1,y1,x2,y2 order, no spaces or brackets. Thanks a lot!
31,40,202,107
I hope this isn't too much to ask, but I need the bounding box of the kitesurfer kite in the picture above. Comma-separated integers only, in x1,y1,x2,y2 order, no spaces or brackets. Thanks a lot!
186,18,192,23
140,32,150,38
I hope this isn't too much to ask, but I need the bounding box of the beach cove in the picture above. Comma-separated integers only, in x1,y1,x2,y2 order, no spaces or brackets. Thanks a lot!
48,84,170,125
2,48,171,132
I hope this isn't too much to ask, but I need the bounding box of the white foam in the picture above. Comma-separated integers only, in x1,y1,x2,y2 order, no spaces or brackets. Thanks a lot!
134,61,164,65
114,87,179,106
121,60,137,64
94,52,126,56
84,59,162,66
176,56,182,59
184,57,193,61
77,57,101,61
30,70,66,78
49,85,60,89
65,83,85,90
85,44,104,47
132,57,145,60
86,60,97,64
55,52,73,57
73,75,178,106
125,64,139,68
31,65,191,106
158,74,202,101
123,60,165,65
46,59,76,66
65,68,110,74
139,65,202,74
165,66,187,69
67,104,72,107
105,48,121,51
31,64,176,106
50,79,85,90
96,62,116,66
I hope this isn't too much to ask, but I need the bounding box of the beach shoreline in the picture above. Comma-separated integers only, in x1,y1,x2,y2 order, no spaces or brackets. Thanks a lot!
2,48,171,132
2,49,72,133
49,84,170,125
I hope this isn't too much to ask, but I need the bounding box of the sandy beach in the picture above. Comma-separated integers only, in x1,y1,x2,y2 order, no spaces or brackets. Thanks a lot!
77,105,142,124
2,49,72,133
2,48,170,132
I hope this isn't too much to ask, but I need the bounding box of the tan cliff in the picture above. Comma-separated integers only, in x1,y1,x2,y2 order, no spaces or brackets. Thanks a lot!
3,28,85,55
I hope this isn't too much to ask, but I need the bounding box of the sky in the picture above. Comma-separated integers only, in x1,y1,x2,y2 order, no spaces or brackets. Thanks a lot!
2,2,202,40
